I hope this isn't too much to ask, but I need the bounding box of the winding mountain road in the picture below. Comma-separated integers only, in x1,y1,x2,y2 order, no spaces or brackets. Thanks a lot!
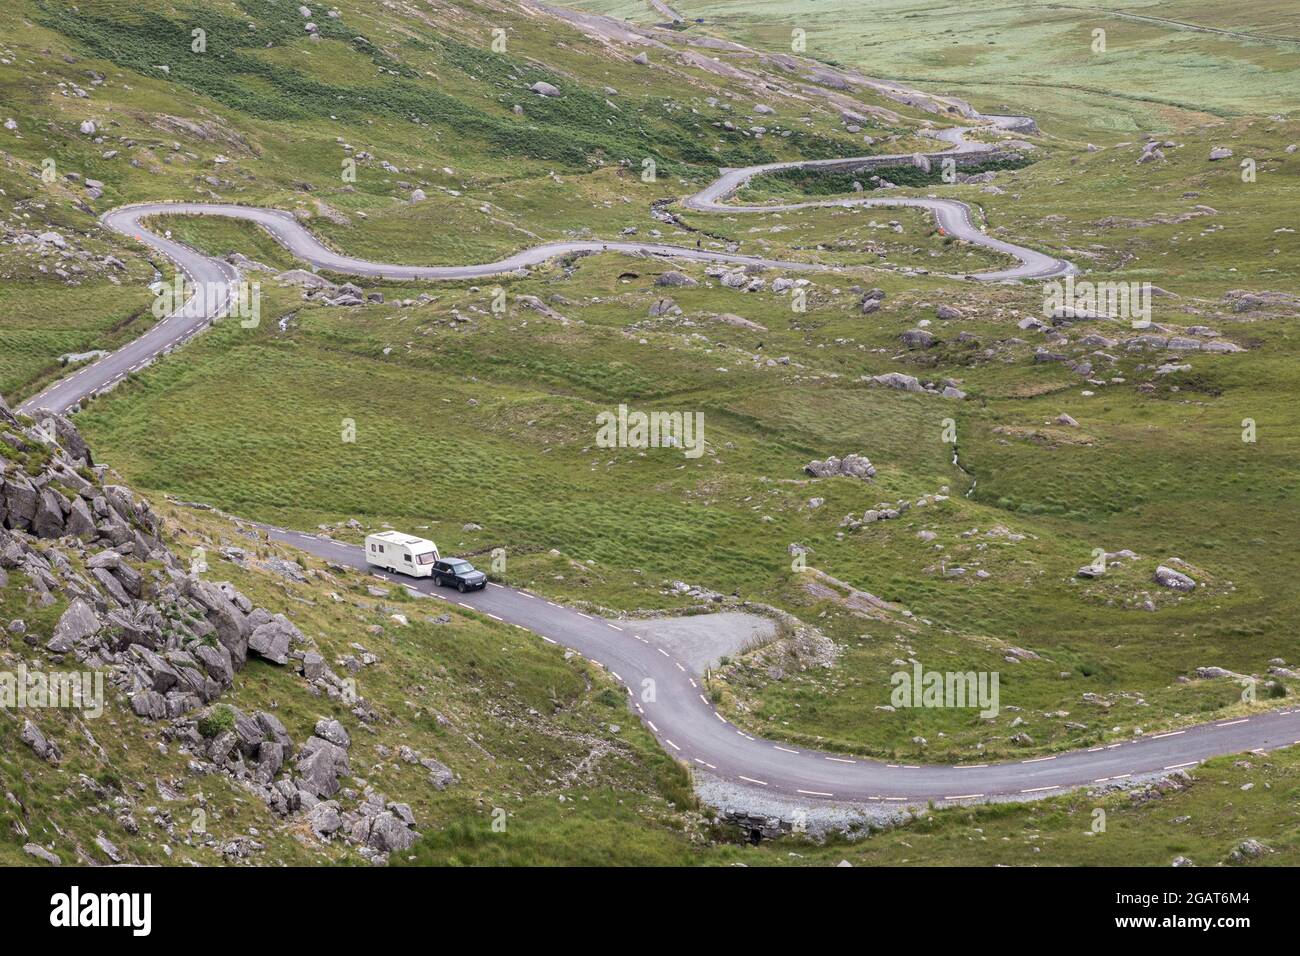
266,527,1300,806
21,124,1065,418
16,119,1295,811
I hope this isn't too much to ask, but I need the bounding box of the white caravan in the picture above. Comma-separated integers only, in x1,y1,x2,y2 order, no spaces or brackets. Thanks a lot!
365,531,440,578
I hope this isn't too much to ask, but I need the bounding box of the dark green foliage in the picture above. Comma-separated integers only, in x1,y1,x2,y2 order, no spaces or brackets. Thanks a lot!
197,704,236,738
746,156,1035,198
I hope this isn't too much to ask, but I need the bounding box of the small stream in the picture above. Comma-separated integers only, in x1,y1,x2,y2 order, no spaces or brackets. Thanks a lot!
952,446,977,498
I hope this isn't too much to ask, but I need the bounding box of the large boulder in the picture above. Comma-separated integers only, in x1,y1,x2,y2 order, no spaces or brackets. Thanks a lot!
247,613,300,665
256,711,294,755
308,801,343,837
20,719,61,763
128,645,181,693
130,690,168,719
255,742,284,783
422,756,455,790
655,271,697,288
313,718,351,749
870,372,923,392
48,598,101,652
193,643,235,685
295,736,351,798
32,488,67,538
64,496,96,539
186,580,251,666
3,474,38,529
804,454,876,481
362,811,418,853
48,414,93,465
1154,564,1196,592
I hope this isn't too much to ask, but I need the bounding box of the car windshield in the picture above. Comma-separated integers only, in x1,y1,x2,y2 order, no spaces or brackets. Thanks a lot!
416,552,437,565
447,560,474,573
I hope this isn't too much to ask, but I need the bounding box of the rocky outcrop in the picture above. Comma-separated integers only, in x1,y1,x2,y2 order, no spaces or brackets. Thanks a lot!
804,454,876,481
0,393,437,860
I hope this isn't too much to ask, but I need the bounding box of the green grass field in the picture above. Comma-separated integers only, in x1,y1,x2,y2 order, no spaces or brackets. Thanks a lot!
574,0,1300,137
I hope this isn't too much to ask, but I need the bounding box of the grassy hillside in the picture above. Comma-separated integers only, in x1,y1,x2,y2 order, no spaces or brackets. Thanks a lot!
0,0,937,396
3,0,1299,865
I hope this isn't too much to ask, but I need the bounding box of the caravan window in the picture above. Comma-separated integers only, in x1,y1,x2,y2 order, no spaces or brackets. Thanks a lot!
403,554,412,563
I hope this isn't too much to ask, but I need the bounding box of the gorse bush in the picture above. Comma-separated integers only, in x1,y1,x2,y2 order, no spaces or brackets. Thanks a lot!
745,156,1036,198
197,704,236,739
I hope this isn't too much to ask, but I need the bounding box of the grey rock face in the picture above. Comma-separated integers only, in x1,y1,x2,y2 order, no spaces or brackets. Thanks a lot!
130,690,168,719
256,742,285,783
248,614,301,665
421,756,455,790
309,800,343,836
364,811,418,852
24,843,61,865
33,488,67,538
194,643,235,685
296,736,351,798
313,718,351,749
20,719,62,764
4,475,38,529
186,580,251,666
302,651,326,681
49,598,101,652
